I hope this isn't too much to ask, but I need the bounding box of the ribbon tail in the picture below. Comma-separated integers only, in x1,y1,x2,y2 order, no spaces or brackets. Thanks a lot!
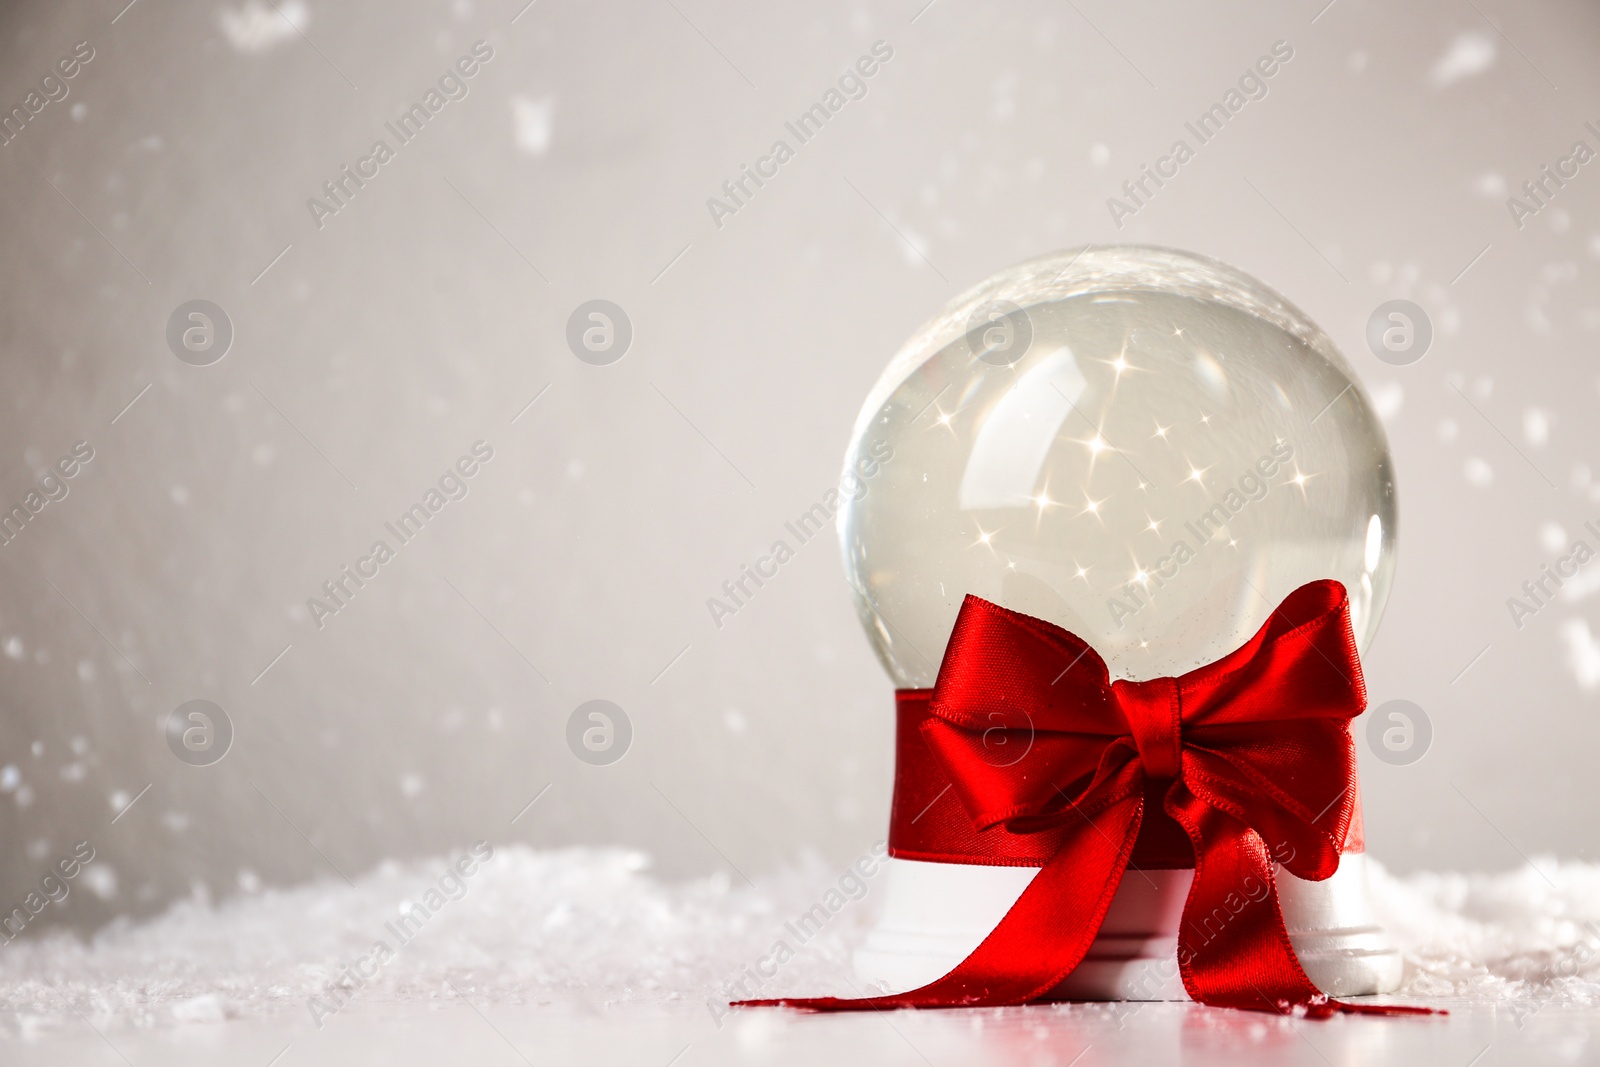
736,788,1143,1012
1168,787,1442,1018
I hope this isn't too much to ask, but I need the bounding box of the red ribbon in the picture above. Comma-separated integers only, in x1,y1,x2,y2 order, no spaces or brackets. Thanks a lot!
740,580,1437,1017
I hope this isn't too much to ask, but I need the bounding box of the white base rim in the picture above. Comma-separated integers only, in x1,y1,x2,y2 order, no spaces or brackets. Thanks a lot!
855,855,1402,1000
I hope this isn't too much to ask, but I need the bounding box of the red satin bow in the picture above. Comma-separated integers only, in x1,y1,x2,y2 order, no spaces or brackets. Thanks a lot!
741,580,1436,1018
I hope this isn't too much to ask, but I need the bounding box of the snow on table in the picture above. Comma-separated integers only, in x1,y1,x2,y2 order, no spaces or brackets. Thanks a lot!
0,845,1597,1029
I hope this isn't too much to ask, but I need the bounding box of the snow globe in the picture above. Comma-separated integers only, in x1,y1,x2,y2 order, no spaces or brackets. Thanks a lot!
838,245,1402,999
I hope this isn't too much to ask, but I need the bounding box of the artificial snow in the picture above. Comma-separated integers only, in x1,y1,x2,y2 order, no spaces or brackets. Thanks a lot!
1,846,1598,1028
1371,857,1600,1009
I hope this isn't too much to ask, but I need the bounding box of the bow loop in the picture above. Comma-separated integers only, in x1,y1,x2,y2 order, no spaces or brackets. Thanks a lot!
928,595,1120,735
1175,579,1368,731
921,593,1141,833
918,717,1136,834
1178,722,1358,881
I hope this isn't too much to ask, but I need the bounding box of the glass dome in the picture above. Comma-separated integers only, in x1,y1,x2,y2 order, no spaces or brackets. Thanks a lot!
838,245,1397,687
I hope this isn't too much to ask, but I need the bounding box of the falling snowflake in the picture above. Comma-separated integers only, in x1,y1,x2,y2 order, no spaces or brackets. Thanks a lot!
1560,619,1600,692
219,0,309,54
1430,32,1497,87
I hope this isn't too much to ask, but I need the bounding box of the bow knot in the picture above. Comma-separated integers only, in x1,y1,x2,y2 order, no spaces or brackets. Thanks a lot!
1114,675,1182,781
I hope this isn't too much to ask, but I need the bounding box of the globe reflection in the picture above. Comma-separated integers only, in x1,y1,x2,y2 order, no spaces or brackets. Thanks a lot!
839,246,1396,686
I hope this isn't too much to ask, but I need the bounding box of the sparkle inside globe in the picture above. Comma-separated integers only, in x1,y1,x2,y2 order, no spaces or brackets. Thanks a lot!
839,246,1397,687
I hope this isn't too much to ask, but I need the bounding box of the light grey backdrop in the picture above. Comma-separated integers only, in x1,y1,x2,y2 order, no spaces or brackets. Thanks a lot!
0,0,1595,931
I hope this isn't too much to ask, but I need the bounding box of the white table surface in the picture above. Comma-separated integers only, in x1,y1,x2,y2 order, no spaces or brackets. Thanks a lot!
1,998,1590,1066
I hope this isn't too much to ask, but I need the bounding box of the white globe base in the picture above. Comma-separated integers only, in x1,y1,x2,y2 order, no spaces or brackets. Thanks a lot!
855,855,1402,1000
